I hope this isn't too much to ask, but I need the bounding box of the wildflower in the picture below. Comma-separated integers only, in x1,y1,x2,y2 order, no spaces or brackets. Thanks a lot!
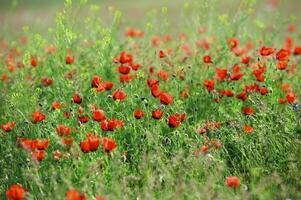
6,184,26,200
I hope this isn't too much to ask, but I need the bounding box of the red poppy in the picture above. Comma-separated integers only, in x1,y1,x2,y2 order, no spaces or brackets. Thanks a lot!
32,111,46,123
293,46,301,55
278,98,286,104
200,145,209,153
31,58,38,67
159,50,166,58
131,63,140,71
260,87,268,95
65,55,74,64
36,139,49,150
228,38,239,49
204,80,215,92
61,137,73,147
51,101,62,110
151,109,164,120
276,49,290,61
168,115,181,128
120,74,133,83
203,55,212,63
112,89,127,101
1,121,16,132
119,51,133,64
260,46,274,56
215,68,228,81
225,176,241,188
102,137,117,153
32,150,46,161
286,92,297,104
151,84,162,98
41,77,53,86
236,92,248,101
91,75,102,88
57,125,71,136
242,107,254,115
241,56,250,64
73,94,82,104
134,109,145,119
157,70,169,82
244,125,253,134
118,65,131,74
220,90,234,97
93,109,106,122
102,81,114,90
159,92,173,105
66,189,86,200
6,184,26,200
78,115,89,124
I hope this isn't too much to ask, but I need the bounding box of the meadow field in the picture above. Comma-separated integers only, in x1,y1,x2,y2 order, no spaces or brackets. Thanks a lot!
1,0,301,199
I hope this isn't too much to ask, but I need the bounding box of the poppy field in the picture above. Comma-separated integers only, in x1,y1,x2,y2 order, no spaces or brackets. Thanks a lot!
1,0,301,199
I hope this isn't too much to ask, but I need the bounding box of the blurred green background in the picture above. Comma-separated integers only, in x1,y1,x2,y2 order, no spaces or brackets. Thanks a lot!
0,0,300,36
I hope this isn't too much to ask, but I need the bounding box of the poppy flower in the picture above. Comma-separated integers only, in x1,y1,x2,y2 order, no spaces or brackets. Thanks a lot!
151,84,162,98
134,109,145,119
120,74,133,83
95,196,106,200
220,90,234,97
41,77,53,86
276,49,290,61
277,61,288,70
36,139,49,150
200,145,209,153
131,63,140,71
157,70,169,82
112,89,127,101
31,58,38,67
225,176,241,188
203,55,212,63
51,101,62,110
204,80,215,92
286,92,297,104
260,87,268,95
57,125,71,136
93,109,106,122
78,115,89,124
260,46,274,56
65,55,74,64
61,137,73,147
278,98,286,104
32,150,46,161
91,75,102,88
236,92,248,101
73,94,82,104
168,115,181,128
215,68,228,81
152,109,164,119
242,107,254,115
66,189,86,200
119,51,133,64
293,46,301,55
159,50,166,58
159,92,173,105
6,184,26,200
118,65,131,74
243,125,253,134
228,38,239,49
1,121,16,132
241,56,250,64
87,133,100,152
102,81,114,90
102,137,117,153
32,111,46,123
80,140,90,153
